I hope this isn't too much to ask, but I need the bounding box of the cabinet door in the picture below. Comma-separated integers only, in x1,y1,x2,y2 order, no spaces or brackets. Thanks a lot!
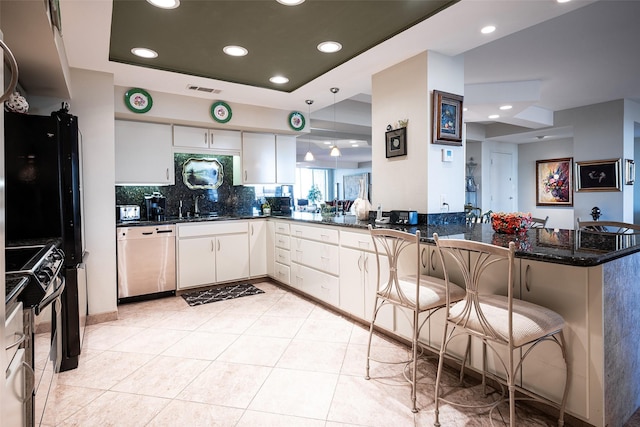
216,233,249,283
339,247,366,318
177,237,215,289
210,129,241,151
276,134,296,184
249,220,267,277
242,132,276,184
520,260,589,418
115,120,174,185
173,125,209,149
266,221,275,278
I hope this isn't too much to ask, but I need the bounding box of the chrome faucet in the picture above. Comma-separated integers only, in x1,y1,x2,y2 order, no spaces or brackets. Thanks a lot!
194,195,203,216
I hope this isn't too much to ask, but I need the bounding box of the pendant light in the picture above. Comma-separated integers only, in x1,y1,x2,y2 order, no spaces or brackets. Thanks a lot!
329,87,341,157
304,99,315,161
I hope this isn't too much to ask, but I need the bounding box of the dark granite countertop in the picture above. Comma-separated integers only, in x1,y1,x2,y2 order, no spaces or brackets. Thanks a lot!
116,212,640,267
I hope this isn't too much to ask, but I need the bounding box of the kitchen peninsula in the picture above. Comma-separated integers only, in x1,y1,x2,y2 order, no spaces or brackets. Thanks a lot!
117,212,640,427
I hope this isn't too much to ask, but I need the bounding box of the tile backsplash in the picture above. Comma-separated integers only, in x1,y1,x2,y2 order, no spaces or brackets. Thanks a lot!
115,153,256,218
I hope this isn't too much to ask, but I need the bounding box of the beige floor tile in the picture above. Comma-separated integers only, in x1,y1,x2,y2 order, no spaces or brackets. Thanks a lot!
244,314,306,338
57,350,154,390
152,308,218,330
277,339,348,374
162,330,239,360
109,327,190,354
349,323,403,347
237,410,326,427
248,367,339,419
147,399,244,426
81,324,145,351
58,390,169,427
197,312,259,334
217,334,291,366
177,361,271,408
264,294,316,317
295,317,354,343
111,355,210,398
52,385,105,425
220,293,284,315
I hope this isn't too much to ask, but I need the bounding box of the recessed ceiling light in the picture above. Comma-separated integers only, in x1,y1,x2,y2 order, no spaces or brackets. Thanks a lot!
499,105,513,110
488,114,500,119
131,47,158,59
269,75,289,84
481,25,496,34
317,41,342,53
323,141,332,145
146,0,180,9
557,0,571,3
351,144,359,147
223,45,248,57
276,0,305,5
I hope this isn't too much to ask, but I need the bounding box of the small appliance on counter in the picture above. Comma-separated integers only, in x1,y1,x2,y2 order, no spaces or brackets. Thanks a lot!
144,191,166,221
116,205,140,222
390,210,419,225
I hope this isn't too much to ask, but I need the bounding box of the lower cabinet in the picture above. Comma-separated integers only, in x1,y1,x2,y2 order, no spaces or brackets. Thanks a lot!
177,222,249,289
290,262,339,306
249,219,267,277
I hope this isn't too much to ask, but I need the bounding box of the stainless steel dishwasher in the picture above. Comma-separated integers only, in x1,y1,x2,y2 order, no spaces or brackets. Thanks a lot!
117,224,176,302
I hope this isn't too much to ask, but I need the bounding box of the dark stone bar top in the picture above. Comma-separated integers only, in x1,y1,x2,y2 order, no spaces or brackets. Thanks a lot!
116,212,640,267
270,212,640,267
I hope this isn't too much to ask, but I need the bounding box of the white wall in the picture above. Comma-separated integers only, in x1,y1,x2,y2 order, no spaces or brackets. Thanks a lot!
371,51,464,214
70,69,118,317
518,138,575,229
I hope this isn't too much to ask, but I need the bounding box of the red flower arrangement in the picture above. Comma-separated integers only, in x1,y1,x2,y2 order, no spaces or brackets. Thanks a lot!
491,212,533,234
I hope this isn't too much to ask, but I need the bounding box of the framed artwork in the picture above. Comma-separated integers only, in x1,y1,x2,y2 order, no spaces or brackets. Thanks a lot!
182,157,224,190
536,157,573,206
432,90,463,146
575,158,621,192
385,127,407,158
625,159,635,185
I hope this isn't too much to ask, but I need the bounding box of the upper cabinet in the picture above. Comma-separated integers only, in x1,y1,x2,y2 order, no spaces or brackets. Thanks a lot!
115,120,175,185
173,125,241,152
242,132,295,185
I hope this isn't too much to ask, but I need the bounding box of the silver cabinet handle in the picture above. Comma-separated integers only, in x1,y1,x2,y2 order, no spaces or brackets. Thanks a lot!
357,254,363,271
364,255,369,273
5,333,25,351
0,40,19,103
525,264,531,292
210,240,214,252
244,171,248,181
217,240,221,251
430,250,436,271
204,132,208,146
250,224,254,236
421,247,427,269
166,168,169,180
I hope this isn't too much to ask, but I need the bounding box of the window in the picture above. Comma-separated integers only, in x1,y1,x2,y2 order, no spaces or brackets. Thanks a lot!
294,168,330,204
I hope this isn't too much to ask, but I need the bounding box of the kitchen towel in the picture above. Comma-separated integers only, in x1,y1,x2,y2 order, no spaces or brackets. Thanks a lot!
181,283,265,306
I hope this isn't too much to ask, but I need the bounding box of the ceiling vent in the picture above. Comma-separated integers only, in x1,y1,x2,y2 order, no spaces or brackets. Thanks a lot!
186,84,221,94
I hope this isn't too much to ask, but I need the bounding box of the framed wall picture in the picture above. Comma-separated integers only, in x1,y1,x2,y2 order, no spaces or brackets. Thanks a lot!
536,157,573,206
432,90,463,146
385,127,407,158
575,158,621,192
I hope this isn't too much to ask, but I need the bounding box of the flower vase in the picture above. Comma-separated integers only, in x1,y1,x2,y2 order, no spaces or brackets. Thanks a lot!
351,179,372,220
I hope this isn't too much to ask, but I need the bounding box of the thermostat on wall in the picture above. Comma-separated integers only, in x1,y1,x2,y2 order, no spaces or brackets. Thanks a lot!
442,148,453,162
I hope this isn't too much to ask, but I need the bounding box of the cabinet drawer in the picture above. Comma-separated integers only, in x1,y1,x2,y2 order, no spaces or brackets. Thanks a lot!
290,224,339,244
274,262,290,285
340,230,374,252
275,234,290,250
273,221,290,235
275,247,290,266
291,237,339,275
290,263,339,306
178,221,247,237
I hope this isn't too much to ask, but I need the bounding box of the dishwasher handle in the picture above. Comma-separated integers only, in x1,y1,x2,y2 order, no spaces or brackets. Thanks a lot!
156,229,174,234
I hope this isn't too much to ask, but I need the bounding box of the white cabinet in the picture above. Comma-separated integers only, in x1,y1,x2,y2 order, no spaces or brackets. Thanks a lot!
339,230,393,331
519,259,591,419
241,132,296,184
176,221,249,289
249,219,267,277
276,134,296,184
173,125,241,152
115,120,174,185
271,220,291,285
242,132,276,184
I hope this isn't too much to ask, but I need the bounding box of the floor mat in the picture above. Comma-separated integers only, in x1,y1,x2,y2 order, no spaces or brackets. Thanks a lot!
181,283,265,306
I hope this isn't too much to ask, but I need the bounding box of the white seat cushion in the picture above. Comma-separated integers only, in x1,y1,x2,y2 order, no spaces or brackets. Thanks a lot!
449,294,565,347
383,274,465,311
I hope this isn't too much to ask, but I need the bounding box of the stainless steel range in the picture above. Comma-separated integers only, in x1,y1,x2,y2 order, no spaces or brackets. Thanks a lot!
5,243,65,427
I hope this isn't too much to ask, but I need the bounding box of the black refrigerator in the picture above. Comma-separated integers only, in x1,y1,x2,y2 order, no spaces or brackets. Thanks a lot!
4,106,85,372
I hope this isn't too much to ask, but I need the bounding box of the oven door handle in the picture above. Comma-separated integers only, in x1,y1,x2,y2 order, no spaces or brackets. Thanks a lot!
35,275,66,315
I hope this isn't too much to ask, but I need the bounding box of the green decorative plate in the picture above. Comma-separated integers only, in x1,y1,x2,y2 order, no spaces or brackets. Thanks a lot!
124,88,153,113
211,101,232,123
288,111,305,131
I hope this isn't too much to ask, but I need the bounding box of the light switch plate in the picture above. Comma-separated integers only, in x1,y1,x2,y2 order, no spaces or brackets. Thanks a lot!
442,148,453,162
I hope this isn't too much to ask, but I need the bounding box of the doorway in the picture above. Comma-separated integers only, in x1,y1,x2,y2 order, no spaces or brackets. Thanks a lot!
489,151,515,213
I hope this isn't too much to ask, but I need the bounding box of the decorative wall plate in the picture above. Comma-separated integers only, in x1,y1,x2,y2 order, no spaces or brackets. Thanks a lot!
288,111,305,131
211,101,232,123
124,88,153,113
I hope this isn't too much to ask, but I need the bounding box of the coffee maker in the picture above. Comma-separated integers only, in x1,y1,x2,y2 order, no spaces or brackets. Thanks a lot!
144,191,166,221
